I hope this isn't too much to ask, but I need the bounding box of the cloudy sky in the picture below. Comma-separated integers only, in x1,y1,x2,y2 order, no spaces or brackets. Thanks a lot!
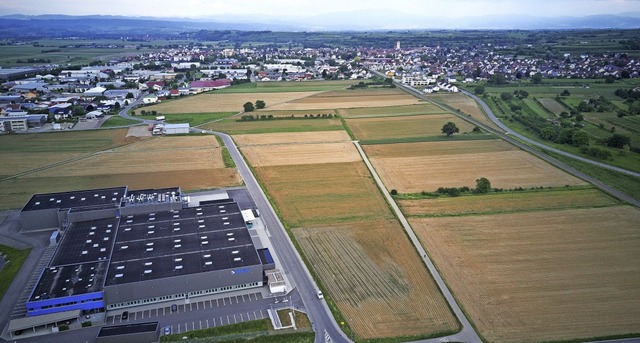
0,0,639,18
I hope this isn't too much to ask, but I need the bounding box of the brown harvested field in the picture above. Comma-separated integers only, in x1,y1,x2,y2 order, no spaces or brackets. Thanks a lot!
337,104,446,118
365,141,586,192
143,91,320,113
428,93,499,129
27,136,226,176
233,131,351,146
538,98,567,116
269,88,421,111
253,162,392,226
294,220,459,339
346,114,475,141
399,188,619,216
411,206,640,342
0,135,241,209
242,142,361,167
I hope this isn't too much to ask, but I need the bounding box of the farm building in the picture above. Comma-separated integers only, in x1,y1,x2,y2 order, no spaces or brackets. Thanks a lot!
142,94,158,104
163,123,190,135
12,186,274,337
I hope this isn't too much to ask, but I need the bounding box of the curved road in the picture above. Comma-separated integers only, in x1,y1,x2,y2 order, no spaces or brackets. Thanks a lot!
460,89,640,178
385,77,640,207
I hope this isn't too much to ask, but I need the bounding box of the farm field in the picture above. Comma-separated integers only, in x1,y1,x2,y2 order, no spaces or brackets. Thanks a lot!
143,91,320,113
269,88,421,111
203,117,344,134
0,135,240,209
337,104,445,118
137,112,236,126
411,206,640,342
364,140,586,192
294,220,458,339
427,93,500,129
398,188,619,217
239,130,458,339
233,131,351,146
537,98,567,116
346,114,476,141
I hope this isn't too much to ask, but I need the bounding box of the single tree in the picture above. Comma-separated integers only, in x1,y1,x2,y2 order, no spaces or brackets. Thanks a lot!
607,133,631,148
442,122,460,136
255,100,266,109
571,130,589,146
475,177,491,194
474,85,485,95
531,72,543,84
561,89,571,96
126,92,134,99
243,102,255,112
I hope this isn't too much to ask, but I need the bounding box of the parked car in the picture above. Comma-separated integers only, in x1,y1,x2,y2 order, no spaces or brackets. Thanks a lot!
171,304,177,312
164,326,171,335
122,311,128,320
316,290,324,299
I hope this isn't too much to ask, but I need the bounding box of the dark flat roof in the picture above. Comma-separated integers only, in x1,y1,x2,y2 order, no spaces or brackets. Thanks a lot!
22,187,127,212
49,218,120,267
29,261,108,302
105,203,260,286
97,322,158,337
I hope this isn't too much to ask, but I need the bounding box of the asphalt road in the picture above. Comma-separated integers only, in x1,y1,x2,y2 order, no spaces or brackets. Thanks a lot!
459,88,640,178
204,130,351,343
381,74,640,207
353,142,482,343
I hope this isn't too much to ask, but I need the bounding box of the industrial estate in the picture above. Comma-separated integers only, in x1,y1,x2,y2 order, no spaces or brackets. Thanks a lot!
0,12,639,343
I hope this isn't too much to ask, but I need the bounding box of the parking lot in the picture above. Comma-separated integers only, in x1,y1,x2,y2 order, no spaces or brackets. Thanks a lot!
106,292,275,334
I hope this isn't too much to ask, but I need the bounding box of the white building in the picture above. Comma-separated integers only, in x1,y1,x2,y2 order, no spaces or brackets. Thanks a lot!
163,123,189,135
142,94,159,104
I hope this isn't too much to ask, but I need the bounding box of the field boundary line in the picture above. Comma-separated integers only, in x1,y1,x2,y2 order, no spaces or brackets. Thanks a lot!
352,140,482,343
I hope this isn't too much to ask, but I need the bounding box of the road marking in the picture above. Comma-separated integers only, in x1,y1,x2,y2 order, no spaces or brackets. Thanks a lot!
141,311,144,319
163,307,166,315
222,298,226,306
209,299,213,307
189,303,193,311
216,298,219,306
199,320,202,330
240,313,244,321
253,311,257,320
206,319,209,328
196,302,199,310
226,315,230,324
233,314,237,323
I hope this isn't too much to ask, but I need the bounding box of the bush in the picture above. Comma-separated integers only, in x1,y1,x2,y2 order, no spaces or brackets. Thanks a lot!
58,325,69,331
390,189,398,195
82,321,92,327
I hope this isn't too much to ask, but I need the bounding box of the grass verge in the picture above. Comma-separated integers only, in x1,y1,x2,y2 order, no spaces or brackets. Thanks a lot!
0,244,31,302
100,116,141,127
542,149,640,202
215,136,236,168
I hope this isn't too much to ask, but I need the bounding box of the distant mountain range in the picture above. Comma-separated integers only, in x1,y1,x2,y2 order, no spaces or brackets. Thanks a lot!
0,11,639,38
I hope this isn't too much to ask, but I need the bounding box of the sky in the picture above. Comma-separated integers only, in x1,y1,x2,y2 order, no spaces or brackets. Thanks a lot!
1,0,639,18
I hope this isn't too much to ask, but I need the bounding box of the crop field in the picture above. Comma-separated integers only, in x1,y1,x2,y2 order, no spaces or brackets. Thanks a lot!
364,141,585,192
346,114,476,141
337,104,446,118
294,220,458,339
426,93,499,129
269,88,421,111
0,135,240,209
0,129,136,178
242,143,361,167
398,188,619,216
253,162,391,226
143,91,320,113
411,206,640,342
537,98,567,116
233,131,351,146
203,117,344,134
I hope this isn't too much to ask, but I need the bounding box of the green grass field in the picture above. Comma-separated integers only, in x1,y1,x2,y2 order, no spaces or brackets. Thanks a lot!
0,245,31,302
101,116,142,127
138,112,236,126
202,117,344,134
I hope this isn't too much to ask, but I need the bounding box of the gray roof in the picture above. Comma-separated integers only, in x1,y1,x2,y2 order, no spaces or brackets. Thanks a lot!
22,187,127,212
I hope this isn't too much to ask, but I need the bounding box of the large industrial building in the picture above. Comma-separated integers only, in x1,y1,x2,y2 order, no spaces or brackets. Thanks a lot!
11,186,276,335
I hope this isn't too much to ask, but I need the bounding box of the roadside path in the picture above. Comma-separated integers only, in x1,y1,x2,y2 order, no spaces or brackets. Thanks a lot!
353,141,482,343
459,88,640,178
